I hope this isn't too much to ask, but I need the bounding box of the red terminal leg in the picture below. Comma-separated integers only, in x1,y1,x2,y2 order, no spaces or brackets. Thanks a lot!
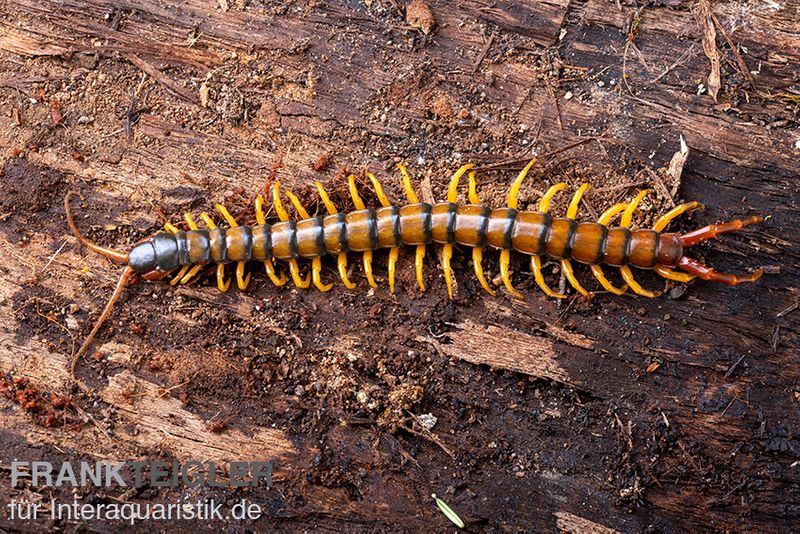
678,216,763,247
676,215,765,286
677,256,763,286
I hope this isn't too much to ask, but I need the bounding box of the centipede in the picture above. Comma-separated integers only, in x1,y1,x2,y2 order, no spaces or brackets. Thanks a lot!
65,159,764,361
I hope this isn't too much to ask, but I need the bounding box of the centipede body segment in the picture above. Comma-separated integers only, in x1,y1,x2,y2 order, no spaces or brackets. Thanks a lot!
65,159,764,360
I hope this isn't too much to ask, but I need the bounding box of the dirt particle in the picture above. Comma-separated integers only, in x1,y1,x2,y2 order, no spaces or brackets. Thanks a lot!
206,419,227,433
430,94,455,120
406,0,435,35
312,154,330,172
0,158,64,214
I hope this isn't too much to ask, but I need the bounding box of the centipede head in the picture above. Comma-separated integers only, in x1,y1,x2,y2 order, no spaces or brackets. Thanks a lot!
675,215,765,286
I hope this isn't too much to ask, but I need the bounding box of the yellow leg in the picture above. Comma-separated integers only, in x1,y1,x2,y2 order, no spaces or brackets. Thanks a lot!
499,250,524,299
590,265,627,295
215,204,239,227
654,265,695,283
531,256,566,299
468,172,481,205
507,158,537,209
363,250,378,288
255,194,269,224
285,191,311,219
398,163,420,203
184,212,199,230
538,183,568,213
566,183,591,219
598,203,628,225
272,183,309,288
447,164,475,203
652,201,704,232
286,190,320,287
497,162,539,300
594,203,628,294
467,175,496,298
388,247,399,293
366,173,400,289
561,183,594,298
272,182,291,222
337,254,357,289
200,212,217,229
264,258,287,287
315,181,339,214
415,245,426,291
462,177,495,296
472,248,496,296
288,260,310,288
620,265,659,298
316,182,355,289
216,264,231,293
164,218,185,285
216,204,253,291
180,264,203,285
348,174,366,210
171,265,189,286
254,194,288,287
529,183,569,298
620,189,651,228
236,262,251,290
561,260,593,298
312,257,333,292
366,172,393,207
618,191,657,297
442,244,454,299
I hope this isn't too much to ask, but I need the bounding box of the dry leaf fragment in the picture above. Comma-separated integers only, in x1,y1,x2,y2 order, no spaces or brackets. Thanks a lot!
668,134,690,183
696,0,721,102
199,81,210,108
406,0,435,35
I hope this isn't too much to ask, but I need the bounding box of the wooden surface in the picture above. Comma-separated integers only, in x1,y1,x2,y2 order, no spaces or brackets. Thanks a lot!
1,0,799,531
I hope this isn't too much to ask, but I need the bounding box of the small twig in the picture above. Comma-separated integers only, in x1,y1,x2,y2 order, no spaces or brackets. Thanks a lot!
710,12,755,89
776,302,798,318
630,42,654,75
553,294,581,324
652,44,697,83
472,31,496,73
547,84,563,131
124,53,200,105
39,239,67,276
722,480,747,499
404,411,455,459
724,355,746,379
587,179,648,194
513,86,533,115
475,137,596,172
720,397,738,416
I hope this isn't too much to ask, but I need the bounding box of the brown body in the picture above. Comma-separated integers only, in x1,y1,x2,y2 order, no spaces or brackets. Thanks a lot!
137,203,684,273
63,163,764,368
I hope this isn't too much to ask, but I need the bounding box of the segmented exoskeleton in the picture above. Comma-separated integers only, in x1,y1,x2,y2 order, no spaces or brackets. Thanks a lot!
65,159,763,360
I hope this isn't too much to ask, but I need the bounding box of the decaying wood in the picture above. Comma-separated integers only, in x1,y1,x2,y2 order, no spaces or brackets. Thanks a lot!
1,0,798,531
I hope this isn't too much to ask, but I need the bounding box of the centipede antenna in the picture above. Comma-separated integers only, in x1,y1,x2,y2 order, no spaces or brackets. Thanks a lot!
72,265,134,378
64,191,128,263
